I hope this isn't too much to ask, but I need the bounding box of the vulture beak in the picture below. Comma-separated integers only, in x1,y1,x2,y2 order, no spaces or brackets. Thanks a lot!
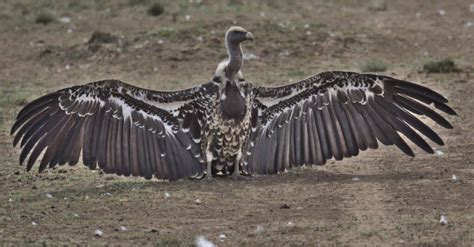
245,32,254,41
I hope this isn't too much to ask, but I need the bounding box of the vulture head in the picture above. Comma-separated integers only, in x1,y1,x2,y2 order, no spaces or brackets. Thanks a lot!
225,26,254,44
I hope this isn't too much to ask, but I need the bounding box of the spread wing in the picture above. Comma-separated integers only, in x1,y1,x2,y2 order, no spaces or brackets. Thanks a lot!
11,79,218,181
244,71,457,175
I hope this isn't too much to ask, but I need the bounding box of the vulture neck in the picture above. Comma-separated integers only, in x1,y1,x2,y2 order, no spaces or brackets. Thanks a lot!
225,41,243,83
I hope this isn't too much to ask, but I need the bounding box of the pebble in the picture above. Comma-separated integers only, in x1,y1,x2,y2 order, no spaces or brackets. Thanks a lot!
119,226,128,232
94,229,103,237
352,177,360,181
195,199,202,205
440,215,448,225
31,221,38,226
219,234,226,242
452,174,458,180
196,236,215,247
45,193,53,199
165,192,171,198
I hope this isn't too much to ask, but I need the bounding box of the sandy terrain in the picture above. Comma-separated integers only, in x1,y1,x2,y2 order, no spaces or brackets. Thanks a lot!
0,0,473,245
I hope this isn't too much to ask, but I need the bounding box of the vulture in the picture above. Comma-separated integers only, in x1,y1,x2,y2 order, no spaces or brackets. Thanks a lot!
11,26,457,181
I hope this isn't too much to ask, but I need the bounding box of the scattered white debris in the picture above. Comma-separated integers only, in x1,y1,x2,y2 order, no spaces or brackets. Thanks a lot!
8,198,13,202
119,226,128,232
165,192,171,198
219,233,226,242
59,16,71,23
45,193,53,199
158,39,164,44
195,199,202,205
197,36,203,42
287,221,294,226
423,51,429,56
465,22,473,28
260,12,265,17
256,225,264,233
73,213,79,217
434,149,444,156
296,207,303,210
415,12,421,18
85,195,89,200
65,64,71,70
96,184,104,188
352,177,360,182
243,53,259,60
304,24,310,29
95,229,104,237
470,3,474,13
440,214,448,225
196,236,215,247
104,192,112,196
67,28,73,33
452,174,458,180
31,221,38,226
438,10,446,16
185,15,191,21
305,30,312,36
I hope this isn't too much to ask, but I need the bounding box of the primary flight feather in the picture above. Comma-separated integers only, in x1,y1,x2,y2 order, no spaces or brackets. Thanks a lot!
11,26,457,181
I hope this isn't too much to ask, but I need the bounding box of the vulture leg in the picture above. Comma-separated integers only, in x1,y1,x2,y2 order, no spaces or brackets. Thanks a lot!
206,149,214,181
231,151,250,180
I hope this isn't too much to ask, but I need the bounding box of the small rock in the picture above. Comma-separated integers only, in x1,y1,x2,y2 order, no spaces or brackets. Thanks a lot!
219,234,226,242
256,225,264,232
119,226,128,232
165,192,171,198
287,221,294,226
104,192,112,196
8,198,13,202
452,174,458,180
465,22,473,28
440,215,448,225
352,177,360,181
195,199,202,205
434,149,444,156
470,4,474,13
96,184,104,188
305,30,312,36
185,15,191,21
45,193,53,199
31,221,38,226
59,16,71,23
438,10,446,16
94,229,103,237
260,12,265,17
196,236,215,247
73,213,79,217
304,24,310,29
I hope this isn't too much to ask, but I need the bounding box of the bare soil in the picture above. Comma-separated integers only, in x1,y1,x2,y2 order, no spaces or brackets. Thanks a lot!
0,0,473,245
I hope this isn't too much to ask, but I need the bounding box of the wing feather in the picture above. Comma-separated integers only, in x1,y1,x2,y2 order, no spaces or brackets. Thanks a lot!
11,79,215,181
246,71,456,175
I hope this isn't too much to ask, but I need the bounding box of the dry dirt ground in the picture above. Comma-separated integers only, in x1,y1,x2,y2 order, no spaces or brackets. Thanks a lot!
0,0,473,246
